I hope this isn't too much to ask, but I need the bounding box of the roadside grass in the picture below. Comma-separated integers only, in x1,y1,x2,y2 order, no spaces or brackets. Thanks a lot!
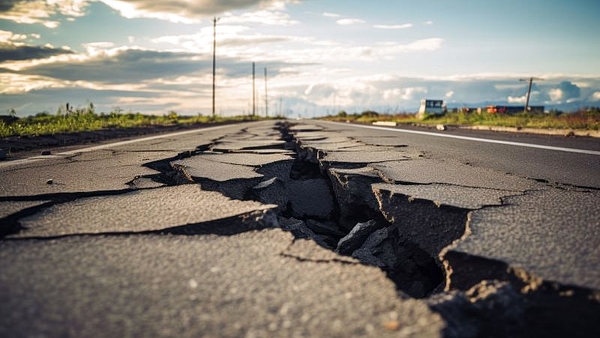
321,109,600,131
0,108,266,138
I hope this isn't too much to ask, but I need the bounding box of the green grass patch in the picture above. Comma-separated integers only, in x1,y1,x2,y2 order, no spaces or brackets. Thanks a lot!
0,107,268,138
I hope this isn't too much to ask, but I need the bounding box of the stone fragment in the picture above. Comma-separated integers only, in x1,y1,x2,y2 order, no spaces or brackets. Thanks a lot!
351,227,397,268
336,220,382,255
304,219,345,238
278,217,331,249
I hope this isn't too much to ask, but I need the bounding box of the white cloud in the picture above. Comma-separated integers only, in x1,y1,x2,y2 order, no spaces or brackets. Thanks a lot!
220,8,299,26
0,0,88,27
374,23,412,29
508,95,526,103
383,87,427,101
336,18,365,26
548,88,563,102
99,0,298,23
445,91,454,98
323,12,340,18
591,91,600,101
378,38,443,55
0,30,15,43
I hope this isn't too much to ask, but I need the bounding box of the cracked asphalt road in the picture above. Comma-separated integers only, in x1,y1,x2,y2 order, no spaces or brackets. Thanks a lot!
1,120,599,337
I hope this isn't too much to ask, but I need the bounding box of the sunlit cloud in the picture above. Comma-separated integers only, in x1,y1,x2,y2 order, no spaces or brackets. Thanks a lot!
0,0,88,27
99,0,298,23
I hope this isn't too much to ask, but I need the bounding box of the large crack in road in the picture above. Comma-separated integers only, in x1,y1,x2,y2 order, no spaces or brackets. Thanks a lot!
169,121,600,336
123,120,599,336
1,120,599,337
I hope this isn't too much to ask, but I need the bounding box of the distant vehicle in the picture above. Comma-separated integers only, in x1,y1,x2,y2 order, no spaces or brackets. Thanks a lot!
486,105,544,114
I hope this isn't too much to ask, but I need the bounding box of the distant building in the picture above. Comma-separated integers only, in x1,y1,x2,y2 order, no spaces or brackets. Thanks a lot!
417,99,445,119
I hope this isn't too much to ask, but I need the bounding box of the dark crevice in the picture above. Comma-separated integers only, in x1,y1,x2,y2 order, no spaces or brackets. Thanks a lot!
432,253,600,337
276,121,447,298
278,121,600,335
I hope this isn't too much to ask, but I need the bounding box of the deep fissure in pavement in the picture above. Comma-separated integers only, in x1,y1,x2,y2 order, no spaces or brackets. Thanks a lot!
92,121,600,335
277,122,447,297
3,122,600,337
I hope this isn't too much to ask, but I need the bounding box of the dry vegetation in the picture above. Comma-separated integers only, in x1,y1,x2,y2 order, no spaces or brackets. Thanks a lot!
321,108,600,131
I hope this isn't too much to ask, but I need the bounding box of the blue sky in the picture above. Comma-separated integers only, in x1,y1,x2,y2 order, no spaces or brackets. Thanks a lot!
1,0,599,117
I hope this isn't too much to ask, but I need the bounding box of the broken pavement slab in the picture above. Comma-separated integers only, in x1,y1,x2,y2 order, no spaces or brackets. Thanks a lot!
11,185,277,238
172,152,294,182
0,150,173,197
173,156,264,181
186,152,293,167
322,150,416,164
370,158,537,191
0,229,444,338
373,183,514,210
444,187,600,292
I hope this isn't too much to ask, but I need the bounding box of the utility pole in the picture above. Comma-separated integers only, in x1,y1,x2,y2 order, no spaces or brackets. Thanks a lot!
212,17,219,118
264,67,268,117
519,77,543,113
252,62,256,117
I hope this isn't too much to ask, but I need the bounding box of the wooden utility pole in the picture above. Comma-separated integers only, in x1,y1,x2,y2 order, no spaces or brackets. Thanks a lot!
212,17,219,118
519,77,543,113
264,67,268,117
252,62,256,117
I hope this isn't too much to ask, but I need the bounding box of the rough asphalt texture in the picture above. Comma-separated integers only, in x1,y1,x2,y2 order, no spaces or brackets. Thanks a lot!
1,120,599,337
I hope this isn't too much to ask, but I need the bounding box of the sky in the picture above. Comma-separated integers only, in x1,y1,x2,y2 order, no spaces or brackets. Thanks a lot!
1,0,599,118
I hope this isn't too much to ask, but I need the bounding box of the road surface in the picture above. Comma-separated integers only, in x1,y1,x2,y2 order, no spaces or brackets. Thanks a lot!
1,120,598,337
